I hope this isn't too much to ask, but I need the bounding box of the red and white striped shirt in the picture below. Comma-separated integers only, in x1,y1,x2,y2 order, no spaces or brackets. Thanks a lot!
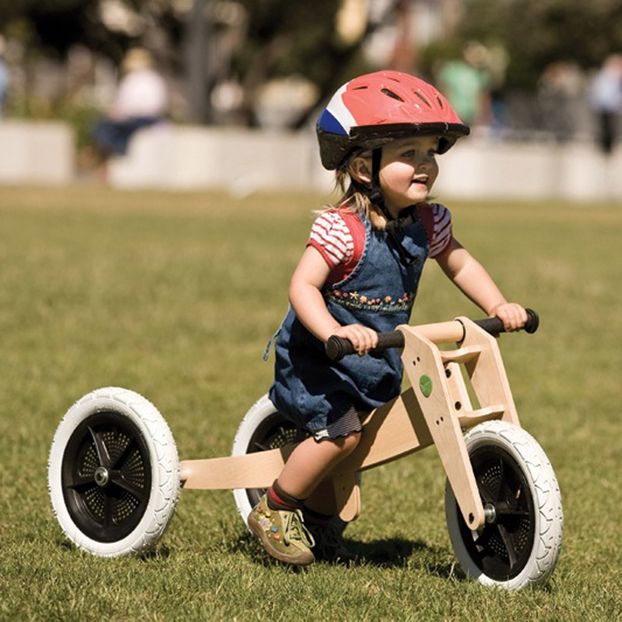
308,203,453,280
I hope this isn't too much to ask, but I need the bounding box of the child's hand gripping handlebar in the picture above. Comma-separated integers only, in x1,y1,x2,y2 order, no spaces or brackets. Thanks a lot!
325,309,539,362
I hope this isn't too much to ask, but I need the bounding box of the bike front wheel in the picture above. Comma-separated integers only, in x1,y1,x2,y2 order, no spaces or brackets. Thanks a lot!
445,420,563,590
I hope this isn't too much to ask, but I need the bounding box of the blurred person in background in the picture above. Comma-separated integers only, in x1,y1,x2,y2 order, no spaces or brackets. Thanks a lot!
437,41,492,129
92,47,168,162
589,54,622,155
0,35,9,119
538,61,584,143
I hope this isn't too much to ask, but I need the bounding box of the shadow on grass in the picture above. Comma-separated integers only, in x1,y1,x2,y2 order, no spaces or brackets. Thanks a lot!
348,538,463,580
56,537,172,561
347,537,426,567
232,531,465,580
140,546,172,561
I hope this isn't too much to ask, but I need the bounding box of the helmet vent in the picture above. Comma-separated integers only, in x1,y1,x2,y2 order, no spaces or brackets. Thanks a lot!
381,88,404,102
353,85,368,90
413,90,432,108
436,95,445,109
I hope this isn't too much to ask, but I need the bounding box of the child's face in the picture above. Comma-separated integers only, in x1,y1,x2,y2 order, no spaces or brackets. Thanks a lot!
379,136,439,215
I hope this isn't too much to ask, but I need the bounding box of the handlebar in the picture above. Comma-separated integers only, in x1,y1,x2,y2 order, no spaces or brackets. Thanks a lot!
325,308,539,361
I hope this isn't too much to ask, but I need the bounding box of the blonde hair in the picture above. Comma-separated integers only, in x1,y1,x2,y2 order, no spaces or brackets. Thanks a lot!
121,48,153,74
327,160,388,230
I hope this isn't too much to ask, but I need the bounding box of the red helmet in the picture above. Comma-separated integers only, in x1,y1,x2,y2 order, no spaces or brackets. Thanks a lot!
317,70,469,170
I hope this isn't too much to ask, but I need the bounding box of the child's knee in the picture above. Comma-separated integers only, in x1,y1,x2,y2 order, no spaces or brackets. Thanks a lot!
337,431,361,455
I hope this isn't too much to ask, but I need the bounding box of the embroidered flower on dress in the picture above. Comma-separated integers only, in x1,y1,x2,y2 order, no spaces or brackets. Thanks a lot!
327,289,415,312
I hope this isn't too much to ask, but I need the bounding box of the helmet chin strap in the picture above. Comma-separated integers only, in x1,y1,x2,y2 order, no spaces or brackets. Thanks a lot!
370,148,420,266
370,148,391,223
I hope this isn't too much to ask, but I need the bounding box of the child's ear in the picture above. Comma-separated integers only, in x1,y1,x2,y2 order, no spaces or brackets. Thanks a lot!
349,155,372,185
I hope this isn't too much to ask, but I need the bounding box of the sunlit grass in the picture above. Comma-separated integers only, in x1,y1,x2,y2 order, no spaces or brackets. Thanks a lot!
0,185,620,620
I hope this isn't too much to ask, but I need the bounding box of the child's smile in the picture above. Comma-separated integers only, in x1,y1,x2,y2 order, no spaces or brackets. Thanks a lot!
411,173,430,190
379,136,439,216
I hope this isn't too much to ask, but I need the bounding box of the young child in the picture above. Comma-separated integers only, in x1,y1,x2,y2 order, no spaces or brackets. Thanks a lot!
248,70,527,566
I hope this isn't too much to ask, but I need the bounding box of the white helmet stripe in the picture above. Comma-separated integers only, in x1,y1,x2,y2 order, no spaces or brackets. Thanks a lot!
325,83,357,134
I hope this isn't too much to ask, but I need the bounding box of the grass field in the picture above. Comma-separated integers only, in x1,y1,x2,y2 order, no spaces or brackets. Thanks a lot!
0,185,620,620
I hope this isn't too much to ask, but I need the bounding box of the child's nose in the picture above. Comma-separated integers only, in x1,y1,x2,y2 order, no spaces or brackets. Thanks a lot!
417,157,433,170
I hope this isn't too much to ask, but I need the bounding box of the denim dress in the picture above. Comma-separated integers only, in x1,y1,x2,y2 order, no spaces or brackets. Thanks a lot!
269,210,428,439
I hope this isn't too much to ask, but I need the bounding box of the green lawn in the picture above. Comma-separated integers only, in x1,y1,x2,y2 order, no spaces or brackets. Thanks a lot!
0,185,620,620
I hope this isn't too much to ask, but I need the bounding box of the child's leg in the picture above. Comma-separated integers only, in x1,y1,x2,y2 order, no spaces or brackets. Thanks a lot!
248,433,361,566
276,432,361,500
303,479,338,515
274,434,361,563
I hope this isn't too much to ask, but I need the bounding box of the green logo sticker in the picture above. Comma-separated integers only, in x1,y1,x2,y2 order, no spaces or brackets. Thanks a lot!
419,375,433,398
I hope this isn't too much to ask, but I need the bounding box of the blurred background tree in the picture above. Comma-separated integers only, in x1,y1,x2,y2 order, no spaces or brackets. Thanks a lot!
453,0,622,89
1,0,622,137
0,0,384,127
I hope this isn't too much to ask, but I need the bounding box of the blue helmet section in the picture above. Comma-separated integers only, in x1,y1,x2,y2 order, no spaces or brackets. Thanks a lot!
317,109,348,136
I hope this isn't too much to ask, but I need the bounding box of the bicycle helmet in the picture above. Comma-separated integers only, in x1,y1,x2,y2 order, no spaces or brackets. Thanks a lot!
317,70,470,170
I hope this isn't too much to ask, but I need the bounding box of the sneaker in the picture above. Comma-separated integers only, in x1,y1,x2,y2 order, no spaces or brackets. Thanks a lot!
309,518,357,564
247,494,315,566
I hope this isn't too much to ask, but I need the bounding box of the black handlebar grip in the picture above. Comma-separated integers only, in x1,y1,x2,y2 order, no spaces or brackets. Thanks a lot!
473,316,504,336
524,308,540,333
325,331,405,361
474,308,539,336
376,330,405,350
325,335,355,361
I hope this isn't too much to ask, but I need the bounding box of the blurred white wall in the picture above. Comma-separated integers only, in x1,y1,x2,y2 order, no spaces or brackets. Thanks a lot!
0,121,75,184
435,139,622,201
108,123,334,196
1,119,619,201
108,124,622,202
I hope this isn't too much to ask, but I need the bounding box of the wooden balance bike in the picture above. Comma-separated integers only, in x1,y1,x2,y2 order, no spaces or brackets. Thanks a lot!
48,310,563,590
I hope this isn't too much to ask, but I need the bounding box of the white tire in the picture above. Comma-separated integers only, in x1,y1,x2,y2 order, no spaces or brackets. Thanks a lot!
231,394,307,526
48,387,180,557
445,420,563,589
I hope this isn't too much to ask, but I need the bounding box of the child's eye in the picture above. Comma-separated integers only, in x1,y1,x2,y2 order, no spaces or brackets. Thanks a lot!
401,150,415,158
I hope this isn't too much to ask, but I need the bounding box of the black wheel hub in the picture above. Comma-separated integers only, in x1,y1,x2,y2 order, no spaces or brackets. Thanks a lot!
93,466,110,487
61,411,152,542
457,445,536,580
244,412,308,507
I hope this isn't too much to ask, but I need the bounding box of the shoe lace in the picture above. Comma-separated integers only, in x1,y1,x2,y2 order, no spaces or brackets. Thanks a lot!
282,509,315,549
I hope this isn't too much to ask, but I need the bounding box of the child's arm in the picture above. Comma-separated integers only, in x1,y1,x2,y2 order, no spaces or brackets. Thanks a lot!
288,246,378,354
435,238,527,331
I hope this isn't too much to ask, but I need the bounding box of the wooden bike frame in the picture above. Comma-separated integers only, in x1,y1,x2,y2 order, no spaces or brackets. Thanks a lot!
179,317,519,531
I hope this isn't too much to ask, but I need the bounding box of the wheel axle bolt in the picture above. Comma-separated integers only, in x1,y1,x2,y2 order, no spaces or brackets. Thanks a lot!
94,466,110,487
484,503,496,524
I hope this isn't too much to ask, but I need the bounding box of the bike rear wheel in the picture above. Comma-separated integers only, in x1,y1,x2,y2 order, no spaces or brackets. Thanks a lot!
231,394,307,526
48,387,180,557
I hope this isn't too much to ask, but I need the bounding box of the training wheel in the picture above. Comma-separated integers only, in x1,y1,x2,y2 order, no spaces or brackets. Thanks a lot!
445,420,563,589
48,387,180,557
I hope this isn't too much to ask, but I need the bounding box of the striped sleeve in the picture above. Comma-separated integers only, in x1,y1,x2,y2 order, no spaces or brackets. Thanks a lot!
428,203,453,258
307,211,354,268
